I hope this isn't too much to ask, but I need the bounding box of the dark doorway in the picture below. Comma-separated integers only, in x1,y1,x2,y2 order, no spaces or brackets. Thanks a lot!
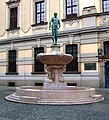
105,61,109,88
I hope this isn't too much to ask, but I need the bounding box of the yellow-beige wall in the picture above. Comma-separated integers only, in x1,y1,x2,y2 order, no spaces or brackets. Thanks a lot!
0,0,104,40
81,44,98,54
0,0,106,87
18,50,32,58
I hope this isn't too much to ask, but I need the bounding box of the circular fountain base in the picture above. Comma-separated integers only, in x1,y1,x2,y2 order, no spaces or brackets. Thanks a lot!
5,86,104,105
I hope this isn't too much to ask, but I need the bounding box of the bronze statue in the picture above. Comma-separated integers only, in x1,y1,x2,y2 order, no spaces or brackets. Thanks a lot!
49,13,61,44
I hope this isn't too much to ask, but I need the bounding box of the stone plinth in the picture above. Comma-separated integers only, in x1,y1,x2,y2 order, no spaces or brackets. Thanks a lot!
43,82,67,90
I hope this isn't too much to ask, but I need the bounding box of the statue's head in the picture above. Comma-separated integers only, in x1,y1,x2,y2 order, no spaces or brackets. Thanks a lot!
54,12,57,17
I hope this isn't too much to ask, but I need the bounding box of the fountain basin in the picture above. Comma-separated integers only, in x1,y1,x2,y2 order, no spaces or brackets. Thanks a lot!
37,53,73,65
5,86,104,105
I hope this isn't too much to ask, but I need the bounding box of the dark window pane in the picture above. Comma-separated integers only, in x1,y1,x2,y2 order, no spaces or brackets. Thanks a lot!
103,0,109,12
73,0,77,5
10,7,17,29
41,2,45,12
104,41,109,56
41,13,45,22
37,14,40,23
35,1,45,24
34,47,44,72
65,44,78,72
67,8,71,14
8,50,17,73
73,6,77,13
37,3,40,9
66,0,77,18
67,0,71,6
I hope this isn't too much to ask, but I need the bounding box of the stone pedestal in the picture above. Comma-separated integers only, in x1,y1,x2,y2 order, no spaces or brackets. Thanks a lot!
43,82,67,90
50,44,61,53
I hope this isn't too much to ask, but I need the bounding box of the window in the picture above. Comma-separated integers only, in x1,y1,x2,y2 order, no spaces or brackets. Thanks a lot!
34,47,44,72
104,41,109,57
66,0,77,19
65,44,78,72
8,50,17,73
10,7,18,29
35,1,45,24
103,0,109,12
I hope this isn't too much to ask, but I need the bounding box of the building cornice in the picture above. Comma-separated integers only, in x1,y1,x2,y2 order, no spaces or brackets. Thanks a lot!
0,26,109,44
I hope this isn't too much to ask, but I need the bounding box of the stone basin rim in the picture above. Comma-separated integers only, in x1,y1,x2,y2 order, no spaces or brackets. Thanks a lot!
16,86,95,91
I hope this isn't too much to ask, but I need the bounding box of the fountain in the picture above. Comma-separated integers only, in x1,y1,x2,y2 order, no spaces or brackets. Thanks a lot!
5,13,104,104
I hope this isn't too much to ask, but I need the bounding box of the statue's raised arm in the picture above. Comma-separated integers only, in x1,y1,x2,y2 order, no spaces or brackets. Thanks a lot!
49,13,61,45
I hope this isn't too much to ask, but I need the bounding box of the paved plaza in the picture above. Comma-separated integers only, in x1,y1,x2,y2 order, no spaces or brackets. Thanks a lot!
0,86,109,120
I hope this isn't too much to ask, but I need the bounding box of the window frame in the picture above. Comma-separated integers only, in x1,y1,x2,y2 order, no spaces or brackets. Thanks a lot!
65,44,78,72
6,0,20,31
10,7,18,29
8,50,17,73
102,0,109,13
35,1,45,25
34,47,44,73
66,0,78,19
104,41,109,57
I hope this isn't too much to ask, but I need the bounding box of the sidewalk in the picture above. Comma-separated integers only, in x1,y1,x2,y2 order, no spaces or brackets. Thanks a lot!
0,86,109,120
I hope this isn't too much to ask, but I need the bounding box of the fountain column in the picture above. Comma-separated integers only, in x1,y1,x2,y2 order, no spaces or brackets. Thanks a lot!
37,44,73,90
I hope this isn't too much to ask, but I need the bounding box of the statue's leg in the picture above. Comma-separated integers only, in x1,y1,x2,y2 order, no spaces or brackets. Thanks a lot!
55,29,57,44
52,29,54,44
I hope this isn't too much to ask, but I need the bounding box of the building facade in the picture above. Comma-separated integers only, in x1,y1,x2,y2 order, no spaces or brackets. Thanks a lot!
0,0,109,88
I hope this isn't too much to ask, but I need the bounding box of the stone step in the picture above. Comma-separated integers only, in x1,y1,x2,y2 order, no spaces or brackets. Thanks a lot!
5,93,104,105
39,98,93,103
6,94,20,101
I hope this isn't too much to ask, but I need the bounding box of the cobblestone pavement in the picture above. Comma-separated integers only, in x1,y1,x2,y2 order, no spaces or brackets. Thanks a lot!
0,86,109,120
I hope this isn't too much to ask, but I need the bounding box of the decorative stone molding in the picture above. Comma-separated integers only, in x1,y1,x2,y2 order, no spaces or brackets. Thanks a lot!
6,0,20,3
32,24,48,31
7,29,19,34
33,0,44,2
6,0,20,8
82,6,96,15
100,15,109,24
7,28,20,37
65,20,77,26
63,19,79,30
